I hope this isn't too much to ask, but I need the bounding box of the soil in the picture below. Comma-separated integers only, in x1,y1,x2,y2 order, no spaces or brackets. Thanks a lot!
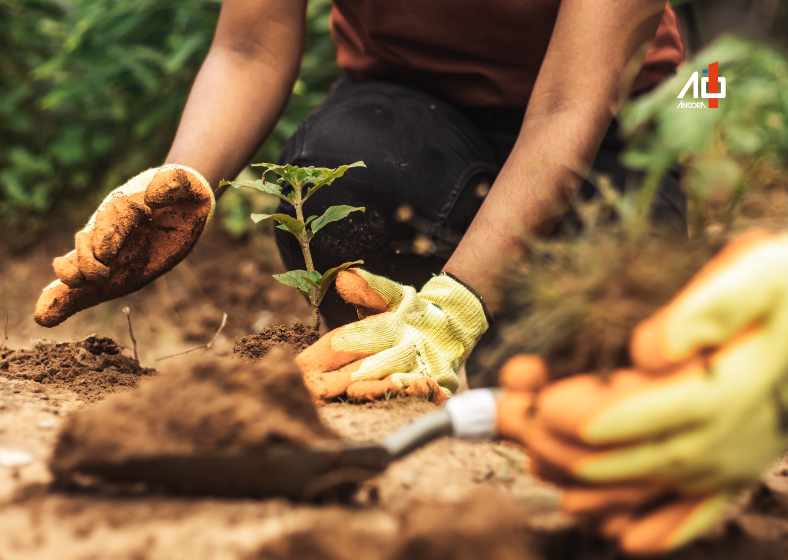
0,336,156,403
4,354,788,559
248,488,547,560
3,223,788,559
234,322,320,360
51,347,335,481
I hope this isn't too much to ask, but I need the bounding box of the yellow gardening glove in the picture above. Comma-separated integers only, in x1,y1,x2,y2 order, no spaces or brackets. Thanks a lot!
495,354,740,555
518,230,788,554
296,268,490,404
35,165,214,327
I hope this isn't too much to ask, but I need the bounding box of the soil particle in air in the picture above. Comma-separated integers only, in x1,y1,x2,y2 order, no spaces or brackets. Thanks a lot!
234,321,319,360
50,347,336,479
0,336,155,402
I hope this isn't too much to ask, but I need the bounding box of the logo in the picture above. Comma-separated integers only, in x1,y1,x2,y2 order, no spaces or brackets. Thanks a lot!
677,62,725,109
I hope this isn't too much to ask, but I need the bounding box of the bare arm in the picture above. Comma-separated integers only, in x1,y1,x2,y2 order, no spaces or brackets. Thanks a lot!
165,0,307,194
444,0,668,309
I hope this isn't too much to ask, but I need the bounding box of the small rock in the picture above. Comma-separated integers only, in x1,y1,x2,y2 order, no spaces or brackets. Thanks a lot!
0,448,33,467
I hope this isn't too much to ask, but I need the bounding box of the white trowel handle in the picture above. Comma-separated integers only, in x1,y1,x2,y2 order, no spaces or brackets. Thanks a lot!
381,389,500,459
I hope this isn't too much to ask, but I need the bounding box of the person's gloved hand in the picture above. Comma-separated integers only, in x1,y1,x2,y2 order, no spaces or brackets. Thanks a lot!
497,230,788,555
296,268,490,405
35,165,214,327
495,353,742,556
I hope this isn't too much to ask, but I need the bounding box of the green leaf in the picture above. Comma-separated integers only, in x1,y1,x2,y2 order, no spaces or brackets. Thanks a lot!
221,179,292,203
315,260,364,306
303,161,366,201
272,270,311,297
311,205,365,234
252,163,310,191
250,212,305,236
248,162,365,203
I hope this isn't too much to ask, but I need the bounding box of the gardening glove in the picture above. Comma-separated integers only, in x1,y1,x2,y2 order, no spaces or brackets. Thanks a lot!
35,165,214,327
508,229,788,554
495,354,741,556
296,268,490,405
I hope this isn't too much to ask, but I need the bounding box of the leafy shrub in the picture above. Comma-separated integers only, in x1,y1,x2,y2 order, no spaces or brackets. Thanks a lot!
485,37,788,380
0,0,338,242
620,36,788,232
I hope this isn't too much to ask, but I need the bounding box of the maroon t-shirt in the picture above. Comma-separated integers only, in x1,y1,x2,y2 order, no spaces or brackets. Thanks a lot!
331,1,684,107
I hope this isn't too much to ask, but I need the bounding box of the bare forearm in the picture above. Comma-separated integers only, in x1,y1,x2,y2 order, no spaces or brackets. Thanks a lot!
445,112,606,308
165,49,299,191
445,0,667,309
165,0,305,192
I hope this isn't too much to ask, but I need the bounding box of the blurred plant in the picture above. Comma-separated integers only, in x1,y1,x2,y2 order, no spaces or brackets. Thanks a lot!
0,0,338,244
221,162,365,329
482,37,788,382
620,36,788,234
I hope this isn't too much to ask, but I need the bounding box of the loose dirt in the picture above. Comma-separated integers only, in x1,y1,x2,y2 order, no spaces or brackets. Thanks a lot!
0,336,155,403
51,347,335,482
234,322,320,360
249,488,547,560
4,225,788,559
4,361,788,559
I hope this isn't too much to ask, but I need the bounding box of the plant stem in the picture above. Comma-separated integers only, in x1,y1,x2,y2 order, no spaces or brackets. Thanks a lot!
293,186,320,329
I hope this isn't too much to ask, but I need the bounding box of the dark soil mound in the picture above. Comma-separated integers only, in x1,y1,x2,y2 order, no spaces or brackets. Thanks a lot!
0,336,155,402
250,484,788,560
234,322,319,360
251,488,546,560
50,346,335,480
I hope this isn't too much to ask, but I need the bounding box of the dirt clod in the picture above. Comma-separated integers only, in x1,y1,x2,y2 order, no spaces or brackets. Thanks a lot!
250,488,547,560
50,346,336,480
0,336,155,402
234,322,319,360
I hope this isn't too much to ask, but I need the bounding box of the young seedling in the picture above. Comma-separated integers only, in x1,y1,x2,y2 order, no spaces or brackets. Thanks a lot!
220,162,366,329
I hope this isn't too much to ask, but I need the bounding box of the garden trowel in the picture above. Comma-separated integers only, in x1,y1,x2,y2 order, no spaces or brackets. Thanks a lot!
63,389,500,500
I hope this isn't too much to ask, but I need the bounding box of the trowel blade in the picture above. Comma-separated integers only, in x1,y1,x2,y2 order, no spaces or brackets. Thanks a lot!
71,441,392,500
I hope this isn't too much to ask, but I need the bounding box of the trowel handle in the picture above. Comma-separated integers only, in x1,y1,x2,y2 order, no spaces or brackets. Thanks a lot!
381,389,500,459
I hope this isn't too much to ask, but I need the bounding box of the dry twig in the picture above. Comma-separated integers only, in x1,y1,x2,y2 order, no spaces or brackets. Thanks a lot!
122,307,138,362
1,314,8,350
156,312,228,362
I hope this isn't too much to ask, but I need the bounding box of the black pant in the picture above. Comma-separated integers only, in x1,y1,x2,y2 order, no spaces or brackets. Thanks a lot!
276,76,687,331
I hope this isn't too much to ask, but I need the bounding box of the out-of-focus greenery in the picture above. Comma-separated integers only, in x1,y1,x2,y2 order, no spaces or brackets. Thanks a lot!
0,0,338,242
621,36,788,230
484,38,788,383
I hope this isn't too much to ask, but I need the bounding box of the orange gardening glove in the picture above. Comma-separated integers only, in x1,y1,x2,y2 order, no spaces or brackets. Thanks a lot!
496,354,735,556
497,230,788,555
35,165,214,327
296,269,489,405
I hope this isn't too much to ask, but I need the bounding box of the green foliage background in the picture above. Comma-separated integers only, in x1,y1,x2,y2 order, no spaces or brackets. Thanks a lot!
0,0,338,243
620,37,788,231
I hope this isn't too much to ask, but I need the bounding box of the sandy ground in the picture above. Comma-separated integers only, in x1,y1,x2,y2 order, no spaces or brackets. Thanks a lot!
0,225,560,559
0,374,559,560
4,225,788,560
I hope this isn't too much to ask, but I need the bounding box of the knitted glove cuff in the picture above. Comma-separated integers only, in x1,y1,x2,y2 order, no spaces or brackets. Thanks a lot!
440,272,494,326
